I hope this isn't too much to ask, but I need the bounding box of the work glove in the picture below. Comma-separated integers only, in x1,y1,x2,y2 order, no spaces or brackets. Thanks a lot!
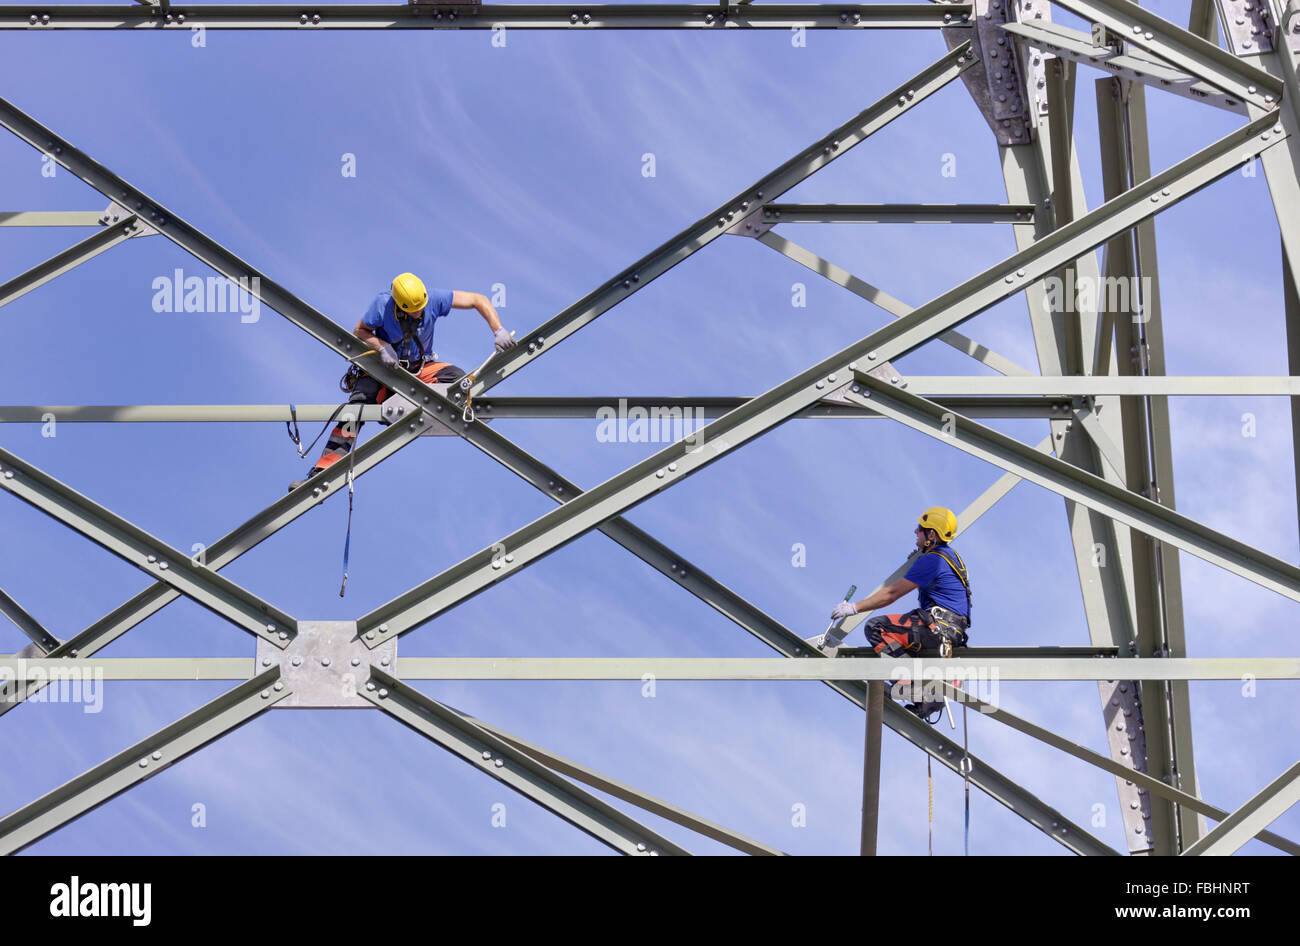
831,601,857,621
378,344,399,367
493,328,517,352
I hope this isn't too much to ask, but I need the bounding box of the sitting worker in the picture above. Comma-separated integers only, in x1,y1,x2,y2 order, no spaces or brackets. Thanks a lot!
290,272,516,490
829,506,972,722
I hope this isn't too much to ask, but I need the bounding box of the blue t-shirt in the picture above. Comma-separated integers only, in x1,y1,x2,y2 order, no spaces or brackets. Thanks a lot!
903,545,970,616
362,288,454,363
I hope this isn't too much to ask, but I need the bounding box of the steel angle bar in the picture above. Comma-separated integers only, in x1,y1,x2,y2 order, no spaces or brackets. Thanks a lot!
0,657,254,680
0,404,392,422
361,669,690,856
0,668,286,855
0,4,975,31
0,211,107,226
0,446,296,645
0,215,139,309
759,202,1036,223
0,588,60,653
1181,759,1300,856
844,381,1300,601
0,421,420,720
1049,0,1281,107
755,232,1034,377
452,708,784,855
933,681,1300,856
883,377,1300,395
394,656,1300,681
360,111,1285,643
466,43,980,398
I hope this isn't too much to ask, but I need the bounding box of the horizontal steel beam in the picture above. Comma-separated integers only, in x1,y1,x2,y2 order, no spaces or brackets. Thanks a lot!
0,4,974,30
0,445,297,646
390,656,1300,681
0,395,1092,423
846,379,1300,602
0,210,106,226
1,657,252,680
1001,19,1247,114
758,202,1036,223
358,109,1289,642
362,669,690,855
937,680,1300,856
0,421,420,718
870,376,1300,395
0,669,285,855
0,215,139,309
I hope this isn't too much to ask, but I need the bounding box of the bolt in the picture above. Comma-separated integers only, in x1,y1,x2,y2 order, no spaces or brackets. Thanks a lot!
261,690,271,700
668,462,678,472
365,681,376,691
366,631,375,640
494,758,505,767
321,657,331,667
147,555,157,563
158,562,169,570
139,759,150,768
656,469,666,478
273,681,284,691
152,750,163,760
505,554,514,563
379,624,389,633
381,656,390,667
292,657,303,667
377,688,389,699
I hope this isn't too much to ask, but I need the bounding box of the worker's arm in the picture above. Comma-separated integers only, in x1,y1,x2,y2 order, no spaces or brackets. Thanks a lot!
354,319,400,365
452,290,517,352
831,578,917,619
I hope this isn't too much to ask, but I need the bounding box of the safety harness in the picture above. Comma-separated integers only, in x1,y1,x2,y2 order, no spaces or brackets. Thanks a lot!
924,545,972,657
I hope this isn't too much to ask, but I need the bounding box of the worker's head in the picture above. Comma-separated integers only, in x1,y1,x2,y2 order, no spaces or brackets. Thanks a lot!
915,506,957,550
391,272,428,318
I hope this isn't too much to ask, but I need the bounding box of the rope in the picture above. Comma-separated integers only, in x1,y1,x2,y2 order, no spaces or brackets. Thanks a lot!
962,699,971,856
338,424,359,597
927,754,933,856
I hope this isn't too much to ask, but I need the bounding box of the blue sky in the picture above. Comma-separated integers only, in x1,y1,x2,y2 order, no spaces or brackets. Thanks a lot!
2,3,1298,855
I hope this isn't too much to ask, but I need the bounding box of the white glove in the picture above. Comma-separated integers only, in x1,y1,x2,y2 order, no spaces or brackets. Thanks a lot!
378,344,399,367
831,601,857,620
493,329,517,352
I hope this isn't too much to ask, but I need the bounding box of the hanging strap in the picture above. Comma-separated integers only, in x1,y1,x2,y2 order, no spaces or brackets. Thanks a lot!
927,754,934,857
962,699,971,856
338,437,359,597
932,547,973,628
286,404,303,456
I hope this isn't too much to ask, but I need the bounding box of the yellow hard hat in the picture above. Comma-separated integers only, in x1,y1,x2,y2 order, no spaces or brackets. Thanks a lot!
917,506,958,542
391,273,428,314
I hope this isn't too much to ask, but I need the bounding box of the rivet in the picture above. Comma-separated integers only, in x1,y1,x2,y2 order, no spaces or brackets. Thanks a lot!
273,681,284,691
668,462,678,472
158,562,169,570
261,690,271,699
494,758,504,767
139,759,149,768
815,381,825,390
292,657,303,667
504,554,514,563
377,688,389,699
827,373,837,382
351,657,360,666
147,554,157,563
482,750,493,759
381,657,390,667
321,657,331,667
656,469,666,478
261,657,272,667
152,751,162,760
365,682,376,691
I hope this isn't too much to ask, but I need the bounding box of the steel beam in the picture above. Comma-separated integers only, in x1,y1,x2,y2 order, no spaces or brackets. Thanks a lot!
0,588,60,653
935,681,1300,856
360,669,690,856
1188,0,1218,44
0,421,420,718
0,210,107,226
0,215,139,309
0,668,285,855
860,680,884,855
388,656,1300,680
1181,759,1300,856
0,4,974,30
757,202,1036,223
358,110,1289,643
1,657,253,680
844,381,1300,601
459,709,785,855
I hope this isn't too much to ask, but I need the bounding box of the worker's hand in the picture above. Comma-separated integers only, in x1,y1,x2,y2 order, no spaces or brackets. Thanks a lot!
493,328,517,352
831,601,857,621
378,344,399,367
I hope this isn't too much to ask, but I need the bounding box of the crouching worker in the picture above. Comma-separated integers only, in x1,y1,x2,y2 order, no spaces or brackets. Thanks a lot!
290,273,516,490
829,506,972,723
